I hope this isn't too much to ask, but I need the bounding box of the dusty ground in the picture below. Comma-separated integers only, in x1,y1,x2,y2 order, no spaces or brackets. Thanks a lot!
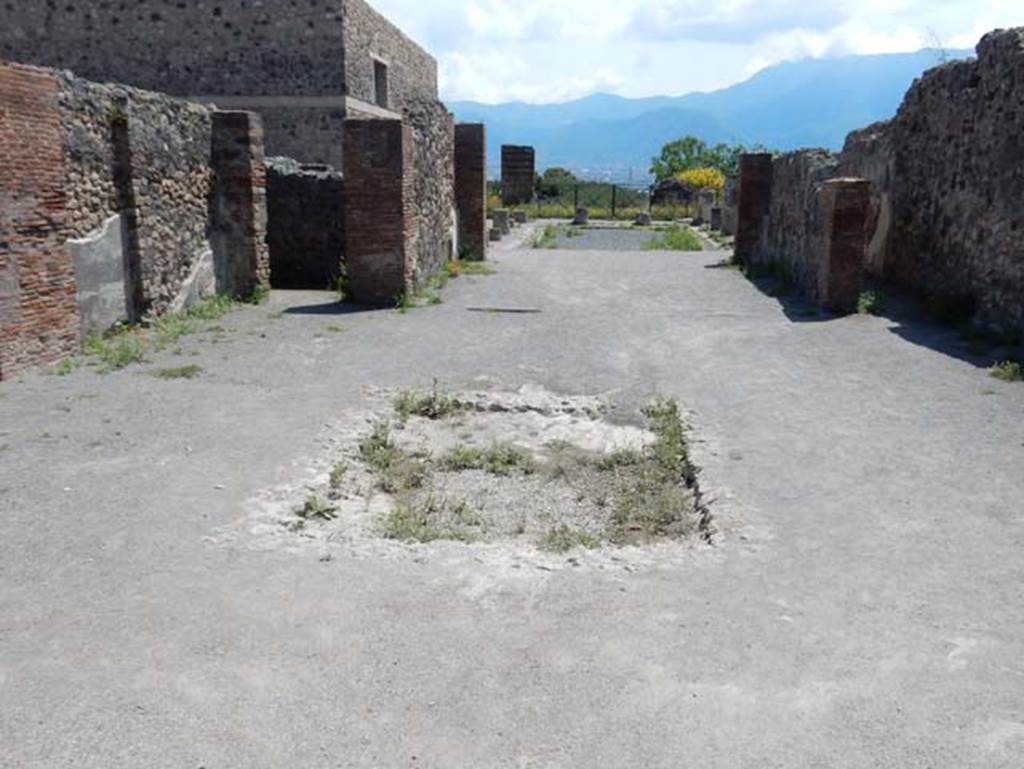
2,227,1024,767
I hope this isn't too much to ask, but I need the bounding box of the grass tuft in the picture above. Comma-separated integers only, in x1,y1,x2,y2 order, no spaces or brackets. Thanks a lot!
857,290,883,316
297,494,338,521
539,525,600,554
439,443,536,476
990,360,1023,382
382,495,483,543
153,364,203,380
641,224,703,252
393,385,467,421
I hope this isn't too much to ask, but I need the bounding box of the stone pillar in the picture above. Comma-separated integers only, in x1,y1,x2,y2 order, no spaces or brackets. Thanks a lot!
735,153,774,265
501,145,535,206
210,111,270,298
493,209,511,236
343,119,415,305
818,178,870,314
710,207,723,231
0,63,77,380
454,123,487,261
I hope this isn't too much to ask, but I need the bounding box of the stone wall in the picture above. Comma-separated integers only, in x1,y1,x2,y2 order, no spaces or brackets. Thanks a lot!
837,122,893,278
266,158,345,290
0,1,346,97
342,0,439,113
1,61,270,379
406,99,456,281
501,146,535,205
454,124,488,261
882,29,1024,333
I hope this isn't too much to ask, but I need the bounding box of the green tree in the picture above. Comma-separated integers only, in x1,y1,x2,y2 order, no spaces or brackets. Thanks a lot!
650,137,709,181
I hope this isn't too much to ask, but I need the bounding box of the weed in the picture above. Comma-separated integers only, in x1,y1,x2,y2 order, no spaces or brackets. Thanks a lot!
382,495,482,543
297,494,338,521
53,358,79,376
154,364,203,380
357,421,430,493
539,525,600,554
990,360,1024,382
857,290,882,315
243,284,270,306
439,443,536,476
426,292,443,306
533,224,560,249
334,263,351,303
595,449,644,472
705,256,742,270
394,292,413,313
326,324,345,333
457,260,496,276
641,224,703,252
329,462,348,490
84,333,146,371
393,384,466,421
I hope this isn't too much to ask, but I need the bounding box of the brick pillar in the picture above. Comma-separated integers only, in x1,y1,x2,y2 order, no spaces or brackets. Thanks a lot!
735,153,773,265
210,111,270,298
819,178,870,314
343,119,415,305
501,145,535,206
0,63,77,380
454,123,487,261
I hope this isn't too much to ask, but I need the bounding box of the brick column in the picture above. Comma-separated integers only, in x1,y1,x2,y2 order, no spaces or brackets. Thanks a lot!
454,123,487,261
819,178,870,314
501,145,535,206
210,111,270,298
735,153,773,266
343,119,415,305
0,63,77,380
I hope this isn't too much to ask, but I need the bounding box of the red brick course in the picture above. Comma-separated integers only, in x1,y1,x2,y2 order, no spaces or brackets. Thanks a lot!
454,123,487,261
819,179,870,314
343,119,416,305
0,63,78,379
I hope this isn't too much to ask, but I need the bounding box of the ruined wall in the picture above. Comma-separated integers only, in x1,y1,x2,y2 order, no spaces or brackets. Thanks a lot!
266,158,345,290
342,0,438,113
406,100,456,281
1,61,270,377
0,1,346,97
882,30,1024,332
0,64,78,379
455,124,488,261
838,122,894,278
756,150,839,300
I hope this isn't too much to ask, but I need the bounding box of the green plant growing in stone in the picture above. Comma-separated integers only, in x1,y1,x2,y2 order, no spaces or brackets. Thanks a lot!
393,384,467,421
382,494,483,543
533,224,560,249
329,462,348,490
857,290,882,315
641,224,703,252
53,358,80,376
457,261,496,276
334,263,352,303
990,360,1023,382
297,494,338,521
439,443,536,476
539,525,600,554
154,364,203,380
84,333,147,371
358,421,431,494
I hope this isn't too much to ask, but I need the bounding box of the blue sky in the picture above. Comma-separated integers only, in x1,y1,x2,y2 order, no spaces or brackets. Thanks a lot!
369,0,1021,103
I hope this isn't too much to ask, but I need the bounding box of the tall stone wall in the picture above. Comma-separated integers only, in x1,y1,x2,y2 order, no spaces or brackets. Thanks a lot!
0,1,346,97
342,0,439,114
881,29,1024,332
837,122,894,278
501,146,535,205
406,99,456,281
266,158,345,290
455,124,488,261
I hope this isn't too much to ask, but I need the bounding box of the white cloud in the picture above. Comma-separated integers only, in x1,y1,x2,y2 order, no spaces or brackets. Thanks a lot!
367,0,1022,102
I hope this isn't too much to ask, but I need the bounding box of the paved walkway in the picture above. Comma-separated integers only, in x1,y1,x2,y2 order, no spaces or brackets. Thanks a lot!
2,240,1023,767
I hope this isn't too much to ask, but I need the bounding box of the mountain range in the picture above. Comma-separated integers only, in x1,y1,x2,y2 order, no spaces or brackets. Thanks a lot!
448,48,972,180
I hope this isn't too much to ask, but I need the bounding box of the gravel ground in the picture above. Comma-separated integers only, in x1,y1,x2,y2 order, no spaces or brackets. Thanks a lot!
2,230,1024,767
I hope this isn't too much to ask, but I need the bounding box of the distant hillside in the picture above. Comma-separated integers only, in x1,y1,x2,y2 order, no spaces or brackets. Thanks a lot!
449,48,973,179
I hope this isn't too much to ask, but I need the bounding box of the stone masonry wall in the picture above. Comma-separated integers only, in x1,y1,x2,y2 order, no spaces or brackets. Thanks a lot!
342,0,439,113
756,150,840,301
0,64,78,379
881,29,1024,333
266,158,346,290
1,61,270,377
0,1,347,97
406,99,456,281
838,122,894,278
